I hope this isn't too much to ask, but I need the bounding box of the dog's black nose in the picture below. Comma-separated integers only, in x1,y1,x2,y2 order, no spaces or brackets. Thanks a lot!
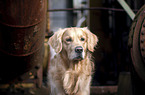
75,46,83,53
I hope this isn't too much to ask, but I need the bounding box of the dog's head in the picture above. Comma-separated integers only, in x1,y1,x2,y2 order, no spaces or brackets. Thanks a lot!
48,27,98,61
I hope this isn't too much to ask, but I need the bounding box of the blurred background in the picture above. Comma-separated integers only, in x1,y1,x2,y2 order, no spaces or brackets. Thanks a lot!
48,0,144,86
0,0,144,95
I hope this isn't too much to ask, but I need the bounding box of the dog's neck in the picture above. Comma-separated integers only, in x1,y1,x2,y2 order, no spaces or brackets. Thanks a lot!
59,51,93,75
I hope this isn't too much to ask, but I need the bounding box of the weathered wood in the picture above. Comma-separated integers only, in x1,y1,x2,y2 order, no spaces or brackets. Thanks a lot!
117,72,132,95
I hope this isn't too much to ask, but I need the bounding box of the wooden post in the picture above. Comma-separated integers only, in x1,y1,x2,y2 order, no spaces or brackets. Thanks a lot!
117,72,132,95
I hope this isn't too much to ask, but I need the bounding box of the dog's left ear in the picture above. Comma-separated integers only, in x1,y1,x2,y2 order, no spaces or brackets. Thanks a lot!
81,27,98,52
48,28,66,53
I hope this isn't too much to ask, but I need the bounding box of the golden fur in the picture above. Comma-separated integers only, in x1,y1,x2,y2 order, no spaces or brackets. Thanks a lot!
48,27,98,95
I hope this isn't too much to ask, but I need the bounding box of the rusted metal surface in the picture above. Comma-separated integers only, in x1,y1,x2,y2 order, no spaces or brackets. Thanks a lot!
140,19,145,63
0,0,46,83
128,5,145,81
0,0,45,28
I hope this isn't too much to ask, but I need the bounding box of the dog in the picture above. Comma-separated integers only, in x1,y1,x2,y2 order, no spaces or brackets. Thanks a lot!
48,27,98,95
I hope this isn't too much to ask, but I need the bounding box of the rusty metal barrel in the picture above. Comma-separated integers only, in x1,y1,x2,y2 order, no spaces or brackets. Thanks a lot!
128,5,145,95
128,5,145,81
0,0,46,83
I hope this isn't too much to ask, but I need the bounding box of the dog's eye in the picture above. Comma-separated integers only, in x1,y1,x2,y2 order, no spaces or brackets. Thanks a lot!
66,38,72,42
80,37,85,41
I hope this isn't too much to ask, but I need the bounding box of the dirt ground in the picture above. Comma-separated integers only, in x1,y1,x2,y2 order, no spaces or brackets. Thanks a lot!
0,86,117,95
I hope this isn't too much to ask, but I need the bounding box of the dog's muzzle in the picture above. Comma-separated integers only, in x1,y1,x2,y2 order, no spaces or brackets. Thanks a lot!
75,46,83,53
74,46,84,60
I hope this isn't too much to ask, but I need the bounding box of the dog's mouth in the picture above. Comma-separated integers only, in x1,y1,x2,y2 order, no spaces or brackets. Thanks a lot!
73,54,84,61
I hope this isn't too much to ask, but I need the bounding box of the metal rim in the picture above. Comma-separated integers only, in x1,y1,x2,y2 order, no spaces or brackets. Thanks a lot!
129,5,145,81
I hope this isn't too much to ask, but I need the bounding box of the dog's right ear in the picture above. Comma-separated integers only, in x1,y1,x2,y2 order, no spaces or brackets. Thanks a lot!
81,27,98,52
48,28,66,53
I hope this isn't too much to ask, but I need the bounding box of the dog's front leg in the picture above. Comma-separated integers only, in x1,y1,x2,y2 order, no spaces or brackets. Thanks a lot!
76,74,91,95
63,71,79,95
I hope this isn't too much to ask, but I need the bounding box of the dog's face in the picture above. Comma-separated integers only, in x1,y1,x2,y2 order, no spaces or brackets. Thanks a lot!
48,27,98,61
62,28,87,61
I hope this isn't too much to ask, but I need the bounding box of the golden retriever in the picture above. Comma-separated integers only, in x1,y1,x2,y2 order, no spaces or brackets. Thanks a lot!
48,27,98,95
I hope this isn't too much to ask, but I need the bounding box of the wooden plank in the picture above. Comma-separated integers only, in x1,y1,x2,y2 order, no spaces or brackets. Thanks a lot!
91,86,118,95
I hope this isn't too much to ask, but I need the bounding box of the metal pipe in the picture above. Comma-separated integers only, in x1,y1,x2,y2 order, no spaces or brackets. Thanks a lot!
47,7,138,12
118,0,135,20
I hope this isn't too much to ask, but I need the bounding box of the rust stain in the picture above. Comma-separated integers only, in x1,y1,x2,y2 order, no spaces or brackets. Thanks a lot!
0,0,47,83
